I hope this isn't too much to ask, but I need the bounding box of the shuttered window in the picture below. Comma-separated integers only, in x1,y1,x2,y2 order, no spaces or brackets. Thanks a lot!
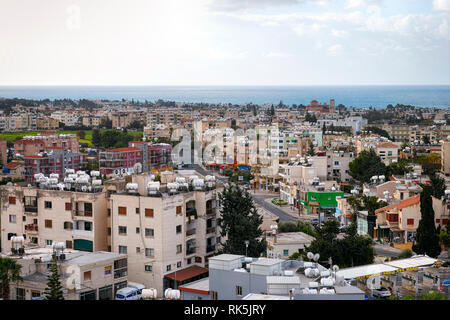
118,207,127,215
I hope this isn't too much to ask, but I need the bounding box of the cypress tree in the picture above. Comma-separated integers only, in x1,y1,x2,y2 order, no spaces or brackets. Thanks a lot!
412,185,441,258
44,256,65,300
218,184,266,257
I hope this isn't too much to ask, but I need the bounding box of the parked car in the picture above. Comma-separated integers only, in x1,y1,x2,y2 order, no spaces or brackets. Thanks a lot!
127,282,146,295
440,280,450,292
372,287,391,298
311,218,319,225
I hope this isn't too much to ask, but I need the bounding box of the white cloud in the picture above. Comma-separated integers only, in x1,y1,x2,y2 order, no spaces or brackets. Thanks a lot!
327,44,343,56
264,51,293,58
293,22,323,36
331,29,349,38
207,0,301,11
433,0,450,11
345,0,383,9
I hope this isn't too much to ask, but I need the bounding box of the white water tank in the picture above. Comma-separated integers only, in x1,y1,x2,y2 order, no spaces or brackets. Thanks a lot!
92,179,102,186
50,173,59,179
176,177,186,184
126,183,139,191
142,288,157,300
90,170,100,177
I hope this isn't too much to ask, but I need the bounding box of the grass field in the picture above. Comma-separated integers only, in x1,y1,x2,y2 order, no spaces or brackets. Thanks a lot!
0,130,142,147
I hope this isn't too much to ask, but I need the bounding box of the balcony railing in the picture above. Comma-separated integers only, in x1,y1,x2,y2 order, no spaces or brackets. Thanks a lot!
72,229,93,239
24,206,38,214
206,227,216,234
25,224,38,232
186,228,196,236
73,210,93,217
186,247,196,255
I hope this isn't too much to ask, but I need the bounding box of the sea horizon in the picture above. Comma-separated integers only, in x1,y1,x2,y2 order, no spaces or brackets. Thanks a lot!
1,85,449,109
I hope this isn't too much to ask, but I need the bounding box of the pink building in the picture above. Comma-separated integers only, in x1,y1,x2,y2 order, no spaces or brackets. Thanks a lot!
14,133,79,156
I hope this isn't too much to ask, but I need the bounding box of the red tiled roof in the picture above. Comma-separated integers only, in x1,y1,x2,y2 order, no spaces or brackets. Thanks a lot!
105,147,141,153
375,195,420,214
129,141,147,144
4,162,21,169
47,146,64,149
164,265,208,282
376,142,399,149
23,155,44,159
15,139,45,144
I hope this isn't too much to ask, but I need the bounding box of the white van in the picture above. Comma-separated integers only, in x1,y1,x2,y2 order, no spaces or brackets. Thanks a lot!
115,287,140,300
127,282,146,296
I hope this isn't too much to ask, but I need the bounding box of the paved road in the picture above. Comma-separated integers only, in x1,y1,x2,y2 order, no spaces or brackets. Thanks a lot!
251,193,298,222
372,243,402,257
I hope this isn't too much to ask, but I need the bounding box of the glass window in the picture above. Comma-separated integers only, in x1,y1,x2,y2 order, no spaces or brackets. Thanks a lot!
145,265,152,272
145,229,154,237
145,248,154,257
118,246,127,254
45,201,52,209
16,288,25,300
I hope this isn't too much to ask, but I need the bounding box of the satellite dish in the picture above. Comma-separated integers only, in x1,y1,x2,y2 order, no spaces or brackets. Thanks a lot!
332,265,339,272
134,162,142,174
307,252,314,260
114,169,120,176
313,253,320,262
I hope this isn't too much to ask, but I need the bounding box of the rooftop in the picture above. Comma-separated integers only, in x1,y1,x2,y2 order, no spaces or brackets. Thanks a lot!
178,277,210,294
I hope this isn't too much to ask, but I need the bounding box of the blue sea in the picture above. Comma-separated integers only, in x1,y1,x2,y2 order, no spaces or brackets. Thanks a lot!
0,85,449,108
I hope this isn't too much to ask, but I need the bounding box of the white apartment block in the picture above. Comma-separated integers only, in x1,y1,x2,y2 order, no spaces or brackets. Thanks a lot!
107,170,221,297
0,186,108,253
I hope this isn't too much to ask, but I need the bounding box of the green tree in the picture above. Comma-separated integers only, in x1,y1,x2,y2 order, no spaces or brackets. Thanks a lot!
349,149,389,183
429,173,446,199
412,185,441,258
76,130,86,140
92,129,101,148
218,185,266,257
44,256,64,300
388,159,412,175
0,257,23,300
307,141,315,156
421,153,442,176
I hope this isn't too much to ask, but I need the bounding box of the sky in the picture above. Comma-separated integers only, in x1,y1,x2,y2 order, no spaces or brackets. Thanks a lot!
0,0,450,86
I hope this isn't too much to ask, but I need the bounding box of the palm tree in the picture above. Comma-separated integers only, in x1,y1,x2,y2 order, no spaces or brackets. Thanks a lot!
0,257,23,300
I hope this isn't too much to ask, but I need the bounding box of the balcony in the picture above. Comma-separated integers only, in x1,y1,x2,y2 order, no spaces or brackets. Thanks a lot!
25,224,38,233
73,209,93,217
206,208,216,216
206,227,216,235
186,228,196,237
186,247,196,255
206,244,216,253
24,206,38,215
72,229,94,239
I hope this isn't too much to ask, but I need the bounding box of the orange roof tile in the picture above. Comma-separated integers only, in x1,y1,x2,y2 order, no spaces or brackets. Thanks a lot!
106,147,141,153
375,195,420,214
164,265,208,282
376,142,399,149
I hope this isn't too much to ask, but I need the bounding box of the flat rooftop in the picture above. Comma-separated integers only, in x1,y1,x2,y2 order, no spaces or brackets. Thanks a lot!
270,232,315,244
250,258,284,266
178,278,210,294
209,254,244,262
242,293,290,300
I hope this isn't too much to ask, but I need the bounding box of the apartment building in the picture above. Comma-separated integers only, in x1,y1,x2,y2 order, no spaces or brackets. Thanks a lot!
99,142,172,176
36,117,60,130
375,195,421,243
376,142,400,165
0,183,108,253
2,246,127,300
14,133,80,156
50,111,79,127
326,150,353,182
107,170,220,296
82,116,102,128
179,254,365,301
442,140,450,176
23,149,88,182
143,124,171,141
306,99,335,113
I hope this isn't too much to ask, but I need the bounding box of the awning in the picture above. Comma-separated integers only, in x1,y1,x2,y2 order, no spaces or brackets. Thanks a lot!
164,265,208,282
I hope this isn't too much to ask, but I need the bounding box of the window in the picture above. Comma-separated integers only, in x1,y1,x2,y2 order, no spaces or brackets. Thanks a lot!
45,219,52,228
176,225,182,234
107,227,111,236
166,265,171,272
334,161,340,166
114,259,128,279
283,249,289,256
187,258,192,265
9,196,16,205
66,240,73,249
104,266,112,275
46,240,53,246
145,248,154,257
65,202,72,211
145,265,152,272
176,244,182,254
145,208,154,217
64,222,73,230
136,208,140,214
136,247,140,254
145,228,154,237
84,271,91,281
45,201,52,209
99,285,113,300
16,288,25,300
118,226,127,235
177,261,182,268
136,227,140,234
118,246,127,254
31,290,41,298
176,206,182,215
118,206,127,215
9,215,16,223
80,290,96,300
236,286,242,296
211,291,218,300
407,219,414,225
